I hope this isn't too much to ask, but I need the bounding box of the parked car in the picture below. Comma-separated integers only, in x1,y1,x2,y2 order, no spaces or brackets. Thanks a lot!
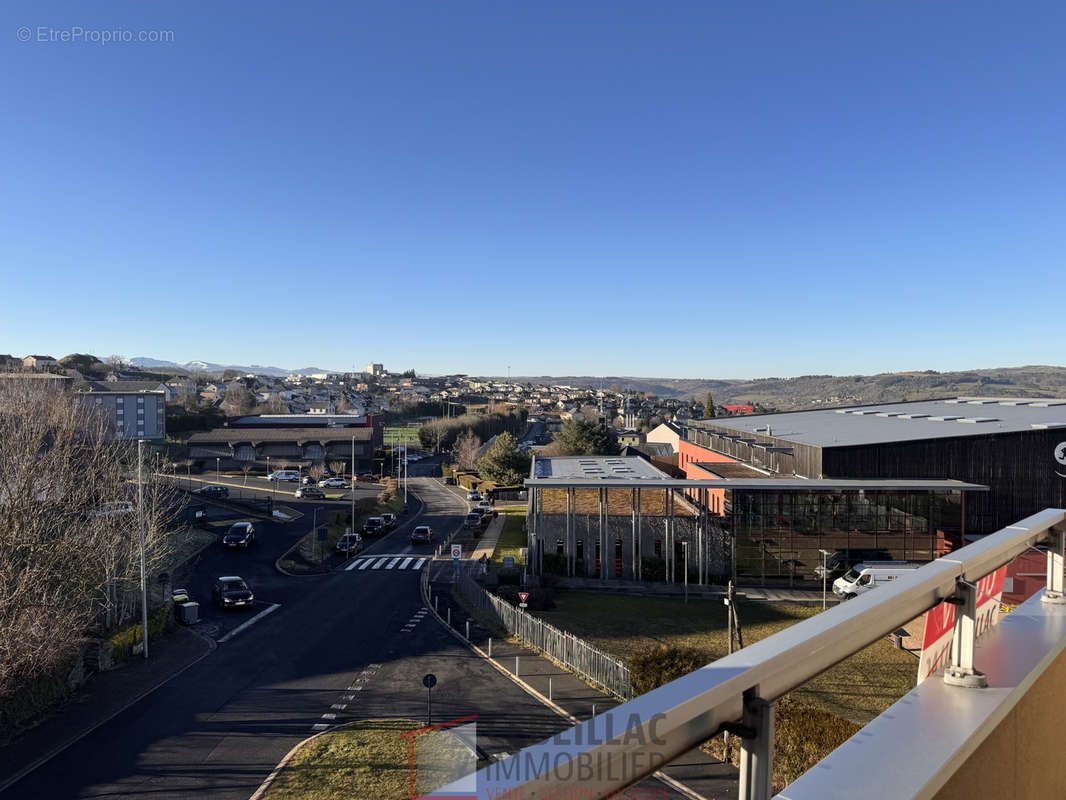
355,472,376,482
410,525,433,544
814,548,893,580
335,532,363,554
833,562,921,599
267,470,300,482
477,500,497,517
467,490,482,501
222,522,255,548
194,485,229,499
295,486,325,499
212,576,254,609
318,476,348,488
88,500,135,518
301,474,316,485
381,512,397,530
464,512,482,530
362,516,384,536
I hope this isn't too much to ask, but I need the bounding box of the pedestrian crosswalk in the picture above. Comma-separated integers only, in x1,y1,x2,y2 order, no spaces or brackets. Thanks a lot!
346,555,426,572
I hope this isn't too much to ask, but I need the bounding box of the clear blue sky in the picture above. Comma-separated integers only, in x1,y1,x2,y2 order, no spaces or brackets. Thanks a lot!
3,2,1064,379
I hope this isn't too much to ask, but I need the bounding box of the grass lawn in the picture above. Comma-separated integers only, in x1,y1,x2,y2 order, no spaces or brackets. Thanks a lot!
278,492,406,574
536,592,916,724
491,508,527,566
260,718,475,800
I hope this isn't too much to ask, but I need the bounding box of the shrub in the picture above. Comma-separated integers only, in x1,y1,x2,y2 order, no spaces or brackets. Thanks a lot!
629,642,709,696
109,605,171,664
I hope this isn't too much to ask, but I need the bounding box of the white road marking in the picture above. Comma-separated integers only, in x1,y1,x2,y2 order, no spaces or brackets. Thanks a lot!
413,558,426,569
358,558,374,570
346,558,366,571
399,557,413,569
331,704,347,710
217,603,281,644
322,713,337,720
311,723,329,731
386,557,401,569
350,685,364,691
371,557,388,569
369,663,382,668
342,695,355,702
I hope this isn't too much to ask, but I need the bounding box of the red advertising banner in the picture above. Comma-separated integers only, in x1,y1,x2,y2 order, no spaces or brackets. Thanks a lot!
916,566,1006,684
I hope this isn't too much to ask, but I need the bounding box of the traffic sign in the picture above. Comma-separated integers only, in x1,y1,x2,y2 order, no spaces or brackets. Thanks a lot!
451,544,462,560
518,592,529,608
422,673,437,689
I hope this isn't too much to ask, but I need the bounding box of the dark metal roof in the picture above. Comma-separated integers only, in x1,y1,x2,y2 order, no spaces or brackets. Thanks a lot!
188,427,374,445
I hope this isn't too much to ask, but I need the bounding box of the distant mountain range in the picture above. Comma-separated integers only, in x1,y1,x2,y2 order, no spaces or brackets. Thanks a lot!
128,357,335,377
513,366,1066,410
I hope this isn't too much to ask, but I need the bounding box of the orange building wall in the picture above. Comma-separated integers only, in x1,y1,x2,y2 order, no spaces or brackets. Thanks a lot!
678,440,737,515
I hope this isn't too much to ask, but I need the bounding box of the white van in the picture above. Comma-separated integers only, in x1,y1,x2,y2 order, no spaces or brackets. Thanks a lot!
267,470,300,482
832,562,921,599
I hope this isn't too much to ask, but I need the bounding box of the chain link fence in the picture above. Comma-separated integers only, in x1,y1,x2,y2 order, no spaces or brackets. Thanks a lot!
455,569,632,699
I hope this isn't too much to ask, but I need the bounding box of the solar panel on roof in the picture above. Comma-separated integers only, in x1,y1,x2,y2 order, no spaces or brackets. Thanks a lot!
958,417,998,423
1032,401,1066,407
929,416,962,422
898,413,930,419
1031,423,1066,429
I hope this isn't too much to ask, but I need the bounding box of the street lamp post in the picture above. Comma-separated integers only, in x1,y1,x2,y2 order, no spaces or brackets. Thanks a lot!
351,435,356,529
137,439,149,660
683,540,689,604
819,549,832,610
216,457,220,483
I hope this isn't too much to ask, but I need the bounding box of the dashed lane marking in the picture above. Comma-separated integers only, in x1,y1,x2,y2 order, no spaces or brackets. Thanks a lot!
311,724,329,731
216,603,281,644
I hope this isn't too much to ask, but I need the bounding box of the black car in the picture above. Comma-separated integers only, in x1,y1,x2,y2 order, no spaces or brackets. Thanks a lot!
222,522,255,548
362,517,384,536
195,485,229,499
410,525,433,544
212,576,254,609
295,486,326,499
464,512,482,530
335,533,363,554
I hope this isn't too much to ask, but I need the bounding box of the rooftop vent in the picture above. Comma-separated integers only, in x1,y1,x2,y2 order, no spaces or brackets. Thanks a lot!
876,412,903,417
958,417,998,424
998,401,1031,406
966,400,998,405
1031,401,1066,407
1031,423,1066,429
898,413,930,419
929,416,963,422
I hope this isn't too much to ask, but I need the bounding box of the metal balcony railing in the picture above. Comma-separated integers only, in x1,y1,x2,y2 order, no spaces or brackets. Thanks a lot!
426,508,1066,800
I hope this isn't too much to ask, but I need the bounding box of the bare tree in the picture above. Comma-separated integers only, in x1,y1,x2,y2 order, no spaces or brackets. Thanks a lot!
329,460,347,478
241,461,255,485
308,463,326,482
0,381,181,696
454,428,482,471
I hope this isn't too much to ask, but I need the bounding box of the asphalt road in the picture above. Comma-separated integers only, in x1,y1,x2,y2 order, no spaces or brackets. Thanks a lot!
3,477,471,799
169,473,383,506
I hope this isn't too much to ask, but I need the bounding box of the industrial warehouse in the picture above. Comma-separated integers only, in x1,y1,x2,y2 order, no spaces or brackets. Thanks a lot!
526,397,1066,587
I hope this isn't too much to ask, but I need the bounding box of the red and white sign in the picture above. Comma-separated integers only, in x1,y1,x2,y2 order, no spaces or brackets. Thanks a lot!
517,592,530,604
916,566,1006,684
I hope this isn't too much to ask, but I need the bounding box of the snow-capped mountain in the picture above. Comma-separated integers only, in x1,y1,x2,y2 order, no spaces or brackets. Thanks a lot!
128,357,337,377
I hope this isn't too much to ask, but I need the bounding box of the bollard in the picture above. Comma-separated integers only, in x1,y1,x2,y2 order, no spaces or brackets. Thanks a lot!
465,620,470,639
447,607,451,627
515,656,519,676
549,677,552,701
488,637,492,657
592,704,596,719
434,596,438,612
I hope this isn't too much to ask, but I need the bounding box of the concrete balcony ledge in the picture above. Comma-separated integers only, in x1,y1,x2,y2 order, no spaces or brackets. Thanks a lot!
777,589,1066,800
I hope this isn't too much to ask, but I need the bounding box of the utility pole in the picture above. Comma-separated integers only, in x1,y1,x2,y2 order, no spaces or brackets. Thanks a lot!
351,435,356,529
137,439,149,660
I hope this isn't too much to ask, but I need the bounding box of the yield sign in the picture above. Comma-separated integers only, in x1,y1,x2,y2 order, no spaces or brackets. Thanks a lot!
518,592,530,604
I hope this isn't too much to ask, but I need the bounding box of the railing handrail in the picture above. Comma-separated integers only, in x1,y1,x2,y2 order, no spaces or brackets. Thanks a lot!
427,507,1066,800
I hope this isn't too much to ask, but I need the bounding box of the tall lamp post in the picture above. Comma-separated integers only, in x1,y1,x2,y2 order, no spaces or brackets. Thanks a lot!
137,440,149,660
216,457,220,483
351,435,356,530
819,549,832,610
682,540,689,604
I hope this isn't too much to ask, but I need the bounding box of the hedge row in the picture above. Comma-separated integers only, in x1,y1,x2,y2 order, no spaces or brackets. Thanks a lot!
110,604,172,664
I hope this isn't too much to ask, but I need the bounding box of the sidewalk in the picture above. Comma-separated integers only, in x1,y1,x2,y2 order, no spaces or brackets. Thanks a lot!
0,626,214,794
428,565,738,800
469,512,504,561
556,576,837,606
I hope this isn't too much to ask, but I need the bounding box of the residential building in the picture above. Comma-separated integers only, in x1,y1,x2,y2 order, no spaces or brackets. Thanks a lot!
22,355,57,369
76,389,166,440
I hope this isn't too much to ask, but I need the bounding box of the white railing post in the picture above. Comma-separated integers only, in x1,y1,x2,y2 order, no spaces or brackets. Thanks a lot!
1043,525,1066,604
944,578,988,689
738,695,774,800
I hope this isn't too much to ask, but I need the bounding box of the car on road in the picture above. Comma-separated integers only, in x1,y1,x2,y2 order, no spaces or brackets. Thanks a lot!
833,562,921,599
88,500,135,518
295,486,326,499
464,512,482,530
467,490,482,501
362,516,384,536
222,522,256,548
410,525,433,544
194,485,229,499
381,512,397,530
267,470,300,482
335,532,364,554
318,476,348,488
355,472,376,482
477,500,497,517
212,576,254,609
